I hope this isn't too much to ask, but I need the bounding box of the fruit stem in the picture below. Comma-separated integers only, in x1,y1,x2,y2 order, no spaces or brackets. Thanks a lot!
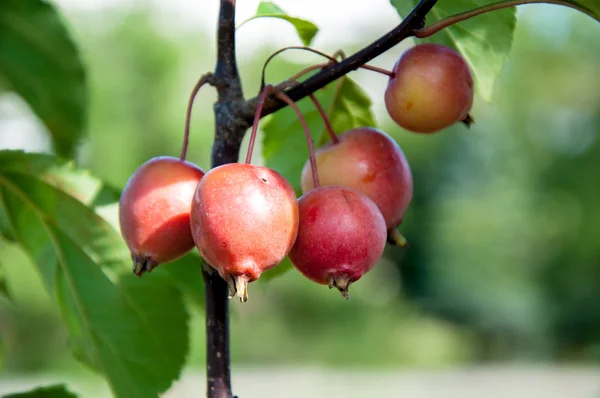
274,90,320,188
227,274,250,303
245,84,273,165
387,227,409,248
308,93,339,144
329,275,353,300
285,62,331,86
284,51,343,86
415,0,595,38
181,73,214,161
360,64,395,78
261,46,394,90
260,46,339,89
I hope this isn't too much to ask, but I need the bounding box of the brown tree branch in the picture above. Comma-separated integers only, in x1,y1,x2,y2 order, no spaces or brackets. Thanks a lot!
204,1,246,398
212,0,249,168
237,0,438,124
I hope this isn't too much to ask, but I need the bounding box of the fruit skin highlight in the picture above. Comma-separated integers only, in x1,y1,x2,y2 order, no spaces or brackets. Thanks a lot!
385,43,474,134
301,127,413,230
288,186,387,299
190,163,299,302
119,156,205,276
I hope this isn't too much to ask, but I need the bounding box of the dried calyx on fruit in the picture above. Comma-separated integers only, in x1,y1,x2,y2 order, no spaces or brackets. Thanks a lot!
385,43,474,134
289,186,387,299
190,85,299,302
119,156,205,276
300,126,413,245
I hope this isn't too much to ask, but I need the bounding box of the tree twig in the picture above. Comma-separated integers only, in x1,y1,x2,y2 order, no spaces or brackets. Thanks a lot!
204,1,245,398
211,0,249,168
416,0,598,38
237,0,438,124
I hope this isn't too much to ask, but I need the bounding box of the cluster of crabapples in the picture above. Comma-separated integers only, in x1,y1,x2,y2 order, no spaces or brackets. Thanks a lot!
118,43,474,301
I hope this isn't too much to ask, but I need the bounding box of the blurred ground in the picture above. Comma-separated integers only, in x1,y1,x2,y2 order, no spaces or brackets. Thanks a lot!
1,366,599,398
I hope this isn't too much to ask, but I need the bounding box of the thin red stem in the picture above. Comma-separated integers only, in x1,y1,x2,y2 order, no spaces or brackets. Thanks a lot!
262,47,395,93
415,0,596,38
260,46,339,89
181,73,213,161
283,61,393,83
245,84,273,164
331,49,395,77
286,63,331,85
308,93,339,144
360,64,395,78
275,91,320,188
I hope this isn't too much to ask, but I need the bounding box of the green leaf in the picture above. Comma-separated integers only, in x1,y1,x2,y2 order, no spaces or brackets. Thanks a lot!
154,251,205,308
260,256,293,282
0,0,87,157
2,384,78,398
391,0,517,101
0,150,190,398
571,0,600,19
0,258,10,303
0,151,128,272
239,2,319,46
518,0,599,21
263,75,376,195
0,150,120,207
261,76,375,279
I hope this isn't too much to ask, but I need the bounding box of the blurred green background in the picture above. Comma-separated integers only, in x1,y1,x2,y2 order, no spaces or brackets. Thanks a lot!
0,0,599,395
